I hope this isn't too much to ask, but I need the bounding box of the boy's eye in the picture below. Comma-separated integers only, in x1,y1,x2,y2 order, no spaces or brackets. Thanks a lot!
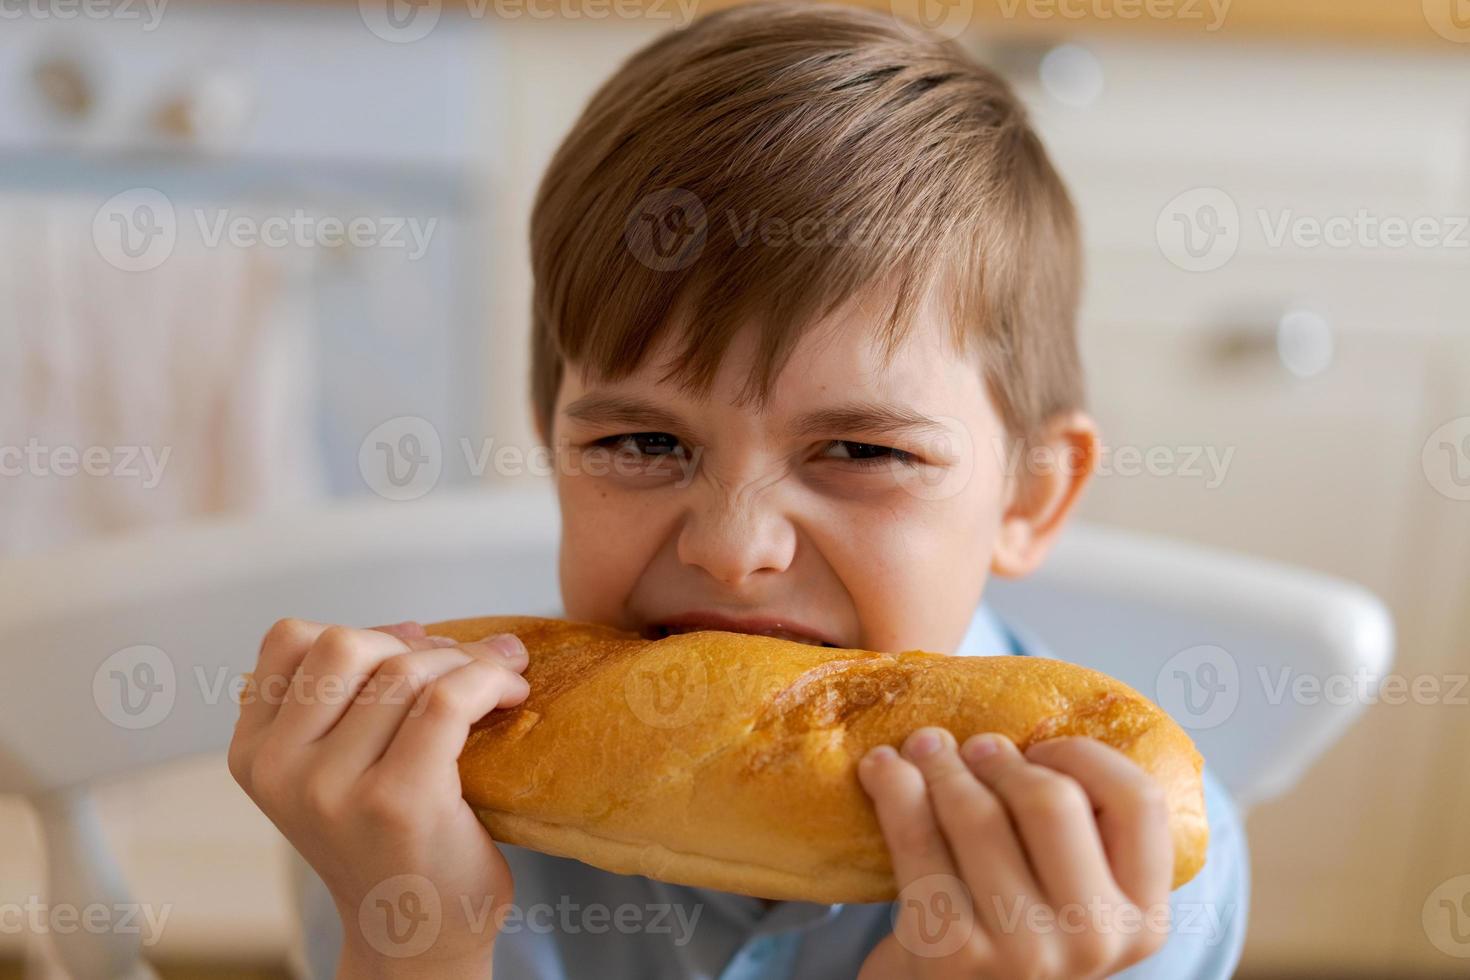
587,434,915,470
594,432,686,457
821,440,917,467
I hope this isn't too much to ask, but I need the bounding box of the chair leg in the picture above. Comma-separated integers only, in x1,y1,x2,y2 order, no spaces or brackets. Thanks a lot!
30,787,162,980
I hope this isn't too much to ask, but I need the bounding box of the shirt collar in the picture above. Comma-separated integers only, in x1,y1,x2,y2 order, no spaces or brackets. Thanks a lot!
954,600,1017,658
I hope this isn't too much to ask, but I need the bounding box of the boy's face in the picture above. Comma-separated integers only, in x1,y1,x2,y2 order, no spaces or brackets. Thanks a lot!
546,289,1060,655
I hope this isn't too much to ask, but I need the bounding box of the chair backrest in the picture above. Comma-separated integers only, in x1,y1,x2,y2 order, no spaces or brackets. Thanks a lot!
0,486,561,797
984,522,1395,809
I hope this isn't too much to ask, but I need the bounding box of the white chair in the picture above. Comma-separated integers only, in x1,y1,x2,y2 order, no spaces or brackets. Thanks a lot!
0,484,1394,978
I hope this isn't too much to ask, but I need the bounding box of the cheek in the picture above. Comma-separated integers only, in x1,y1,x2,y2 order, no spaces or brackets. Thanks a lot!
833,476,999,651
860,493,993,577
555,475,659,622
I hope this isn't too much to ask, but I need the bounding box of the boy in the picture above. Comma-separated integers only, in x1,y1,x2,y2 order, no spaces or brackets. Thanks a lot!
230,2,1248,976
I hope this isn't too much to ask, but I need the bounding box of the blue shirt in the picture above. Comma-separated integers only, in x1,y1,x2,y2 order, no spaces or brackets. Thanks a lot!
297,603,1249,978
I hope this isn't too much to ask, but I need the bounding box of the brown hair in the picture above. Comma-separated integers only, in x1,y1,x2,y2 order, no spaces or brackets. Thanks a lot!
529,0,1083,448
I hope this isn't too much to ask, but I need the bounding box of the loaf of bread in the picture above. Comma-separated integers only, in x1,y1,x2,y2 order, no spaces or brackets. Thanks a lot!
431,615,1208,904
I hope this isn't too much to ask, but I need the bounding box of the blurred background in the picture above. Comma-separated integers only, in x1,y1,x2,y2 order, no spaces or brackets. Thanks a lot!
0,0,1467,976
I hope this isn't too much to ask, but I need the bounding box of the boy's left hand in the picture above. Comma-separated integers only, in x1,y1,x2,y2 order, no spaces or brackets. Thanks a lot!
856,729,1174,980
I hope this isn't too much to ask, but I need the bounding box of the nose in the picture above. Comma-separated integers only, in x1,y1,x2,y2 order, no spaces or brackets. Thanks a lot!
675,482,798,588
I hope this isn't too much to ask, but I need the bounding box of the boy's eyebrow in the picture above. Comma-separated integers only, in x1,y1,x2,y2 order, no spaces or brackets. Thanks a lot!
562,393,948,440
790,402,949,440
562,394,687,431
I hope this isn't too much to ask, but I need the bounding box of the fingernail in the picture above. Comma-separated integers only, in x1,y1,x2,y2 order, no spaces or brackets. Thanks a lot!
494,634,527,658
903,728,945,760
962,733,1002,763
464,635,526,661
427,636,458,648
863,744,897,767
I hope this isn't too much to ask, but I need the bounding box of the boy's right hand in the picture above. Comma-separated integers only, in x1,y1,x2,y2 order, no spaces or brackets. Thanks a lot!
228,618,531,978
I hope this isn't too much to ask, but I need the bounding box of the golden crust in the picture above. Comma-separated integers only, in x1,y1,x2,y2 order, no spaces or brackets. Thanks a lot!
432,615,1209,902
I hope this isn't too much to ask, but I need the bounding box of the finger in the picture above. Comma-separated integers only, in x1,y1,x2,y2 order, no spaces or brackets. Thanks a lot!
859,742,962,885
320,638,529,778
900,728,1044,936
372,656,532,794
270,626,417,745
1023,737,1173,911
237,617,331,734
859,740,988,969
963,733,1119,910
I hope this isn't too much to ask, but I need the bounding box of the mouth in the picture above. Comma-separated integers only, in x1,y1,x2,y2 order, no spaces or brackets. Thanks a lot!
640,615,840,648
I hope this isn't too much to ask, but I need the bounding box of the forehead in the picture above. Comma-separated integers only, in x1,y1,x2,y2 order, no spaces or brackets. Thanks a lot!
561,286,984,419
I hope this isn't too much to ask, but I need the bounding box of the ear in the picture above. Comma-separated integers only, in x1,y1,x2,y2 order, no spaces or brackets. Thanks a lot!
990,411,1100,579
